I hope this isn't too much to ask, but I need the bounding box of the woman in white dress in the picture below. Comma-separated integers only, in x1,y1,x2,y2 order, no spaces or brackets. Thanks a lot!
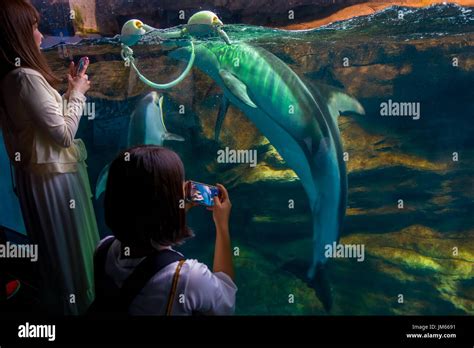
0,0,99,315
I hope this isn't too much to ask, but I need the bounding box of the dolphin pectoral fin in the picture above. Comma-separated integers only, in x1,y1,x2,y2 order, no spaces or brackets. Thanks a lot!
95,163,111,199
158,97,185,142
303,136,314,154
306,136,330,159
163,132,185,142
219,69,257,108
215,96,230,142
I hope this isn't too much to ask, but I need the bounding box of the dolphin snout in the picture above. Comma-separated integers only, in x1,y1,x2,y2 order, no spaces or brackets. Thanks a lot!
145,91,161,105
150,91,159,101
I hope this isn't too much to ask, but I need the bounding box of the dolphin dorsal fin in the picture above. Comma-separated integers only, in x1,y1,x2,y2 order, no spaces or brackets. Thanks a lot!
304,80,365,121
327,90,365,118
215,96,230,142
219,69,257,108
308,81,365,119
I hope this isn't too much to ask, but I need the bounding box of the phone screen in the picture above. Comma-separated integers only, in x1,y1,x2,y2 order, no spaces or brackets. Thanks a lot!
76,57,88,75
185,181,219,207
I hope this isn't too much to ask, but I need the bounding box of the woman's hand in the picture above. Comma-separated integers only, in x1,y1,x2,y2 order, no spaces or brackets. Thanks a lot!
207,183,232,231
184,181,197,212
209,183,234,280
185,201,197,212
65,59,91,98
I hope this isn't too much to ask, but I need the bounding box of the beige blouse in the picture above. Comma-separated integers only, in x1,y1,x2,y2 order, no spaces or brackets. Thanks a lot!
0,67,87,174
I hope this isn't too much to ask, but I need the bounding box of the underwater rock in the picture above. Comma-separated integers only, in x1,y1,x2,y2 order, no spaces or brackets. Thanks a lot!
253,224,473,314
338,116,450,173
231,243,325,315
228,223,473,314
341,225,474,314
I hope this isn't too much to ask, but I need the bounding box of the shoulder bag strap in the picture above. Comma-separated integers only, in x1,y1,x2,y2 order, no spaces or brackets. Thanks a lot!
165,259,186,315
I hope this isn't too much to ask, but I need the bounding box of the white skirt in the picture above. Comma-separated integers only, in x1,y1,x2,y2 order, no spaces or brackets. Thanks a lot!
15,161,99,315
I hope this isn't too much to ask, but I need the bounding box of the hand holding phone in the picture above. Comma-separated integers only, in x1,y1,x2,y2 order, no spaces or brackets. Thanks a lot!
207,183,232,232
76,56,89,76
66,56,91,97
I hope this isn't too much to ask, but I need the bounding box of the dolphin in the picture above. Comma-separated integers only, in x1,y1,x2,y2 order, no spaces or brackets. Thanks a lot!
169,42,364,311
95,91,184,199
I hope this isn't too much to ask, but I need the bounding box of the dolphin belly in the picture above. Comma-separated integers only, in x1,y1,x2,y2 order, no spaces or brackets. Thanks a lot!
128,104,164,147
228,96,318,208
95,92,184,199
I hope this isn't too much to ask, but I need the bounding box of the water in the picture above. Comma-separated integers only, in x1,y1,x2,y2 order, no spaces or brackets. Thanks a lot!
37,4,473,315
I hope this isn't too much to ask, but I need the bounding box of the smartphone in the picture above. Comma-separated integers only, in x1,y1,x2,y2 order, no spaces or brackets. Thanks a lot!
185,181,220,207
76,56,88,75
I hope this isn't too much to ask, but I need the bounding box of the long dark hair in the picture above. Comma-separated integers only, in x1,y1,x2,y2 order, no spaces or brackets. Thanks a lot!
104,145,193,248
0,0,60,85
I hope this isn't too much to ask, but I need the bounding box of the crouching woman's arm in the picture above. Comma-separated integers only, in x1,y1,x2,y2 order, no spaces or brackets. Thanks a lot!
185,183,237,315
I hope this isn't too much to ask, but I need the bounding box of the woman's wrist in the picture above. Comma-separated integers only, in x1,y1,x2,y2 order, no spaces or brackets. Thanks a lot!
69,88,86,102
215,223,229,234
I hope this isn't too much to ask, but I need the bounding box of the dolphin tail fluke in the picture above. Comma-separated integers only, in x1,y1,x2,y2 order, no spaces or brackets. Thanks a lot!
95,163,111,200
309,263,333,313
163,132,185,142
307,205,336,313
306,145,340,312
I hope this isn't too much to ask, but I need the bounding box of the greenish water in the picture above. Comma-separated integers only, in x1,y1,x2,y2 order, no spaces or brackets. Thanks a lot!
43,4,474,314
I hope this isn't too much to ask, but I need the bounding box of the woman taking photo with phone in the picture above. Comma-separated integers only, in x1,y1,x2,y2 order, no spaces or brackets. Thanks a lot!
0,0,99,315
92,145,237,315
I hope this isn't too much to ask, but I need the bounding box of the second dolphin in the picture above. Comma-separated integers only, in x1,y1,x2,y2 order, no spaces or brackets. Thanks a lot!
95,91,184,198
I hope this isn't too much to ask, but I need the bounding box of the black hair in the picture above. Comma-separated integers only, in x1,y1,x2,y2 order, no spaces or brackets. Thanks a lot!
104,145,193,248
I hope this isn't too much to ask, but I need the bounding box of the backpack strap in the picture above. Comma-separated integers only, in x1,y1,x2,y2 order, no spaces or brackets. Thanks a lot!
119,249,184,311
93,236,116,292
93,236,185,314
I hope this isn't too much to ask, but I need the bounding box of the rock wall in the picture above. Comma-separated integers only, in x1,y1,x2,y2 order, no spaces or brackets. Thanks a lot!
32,0,368,35
32,0,474,36
69,0,97,33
